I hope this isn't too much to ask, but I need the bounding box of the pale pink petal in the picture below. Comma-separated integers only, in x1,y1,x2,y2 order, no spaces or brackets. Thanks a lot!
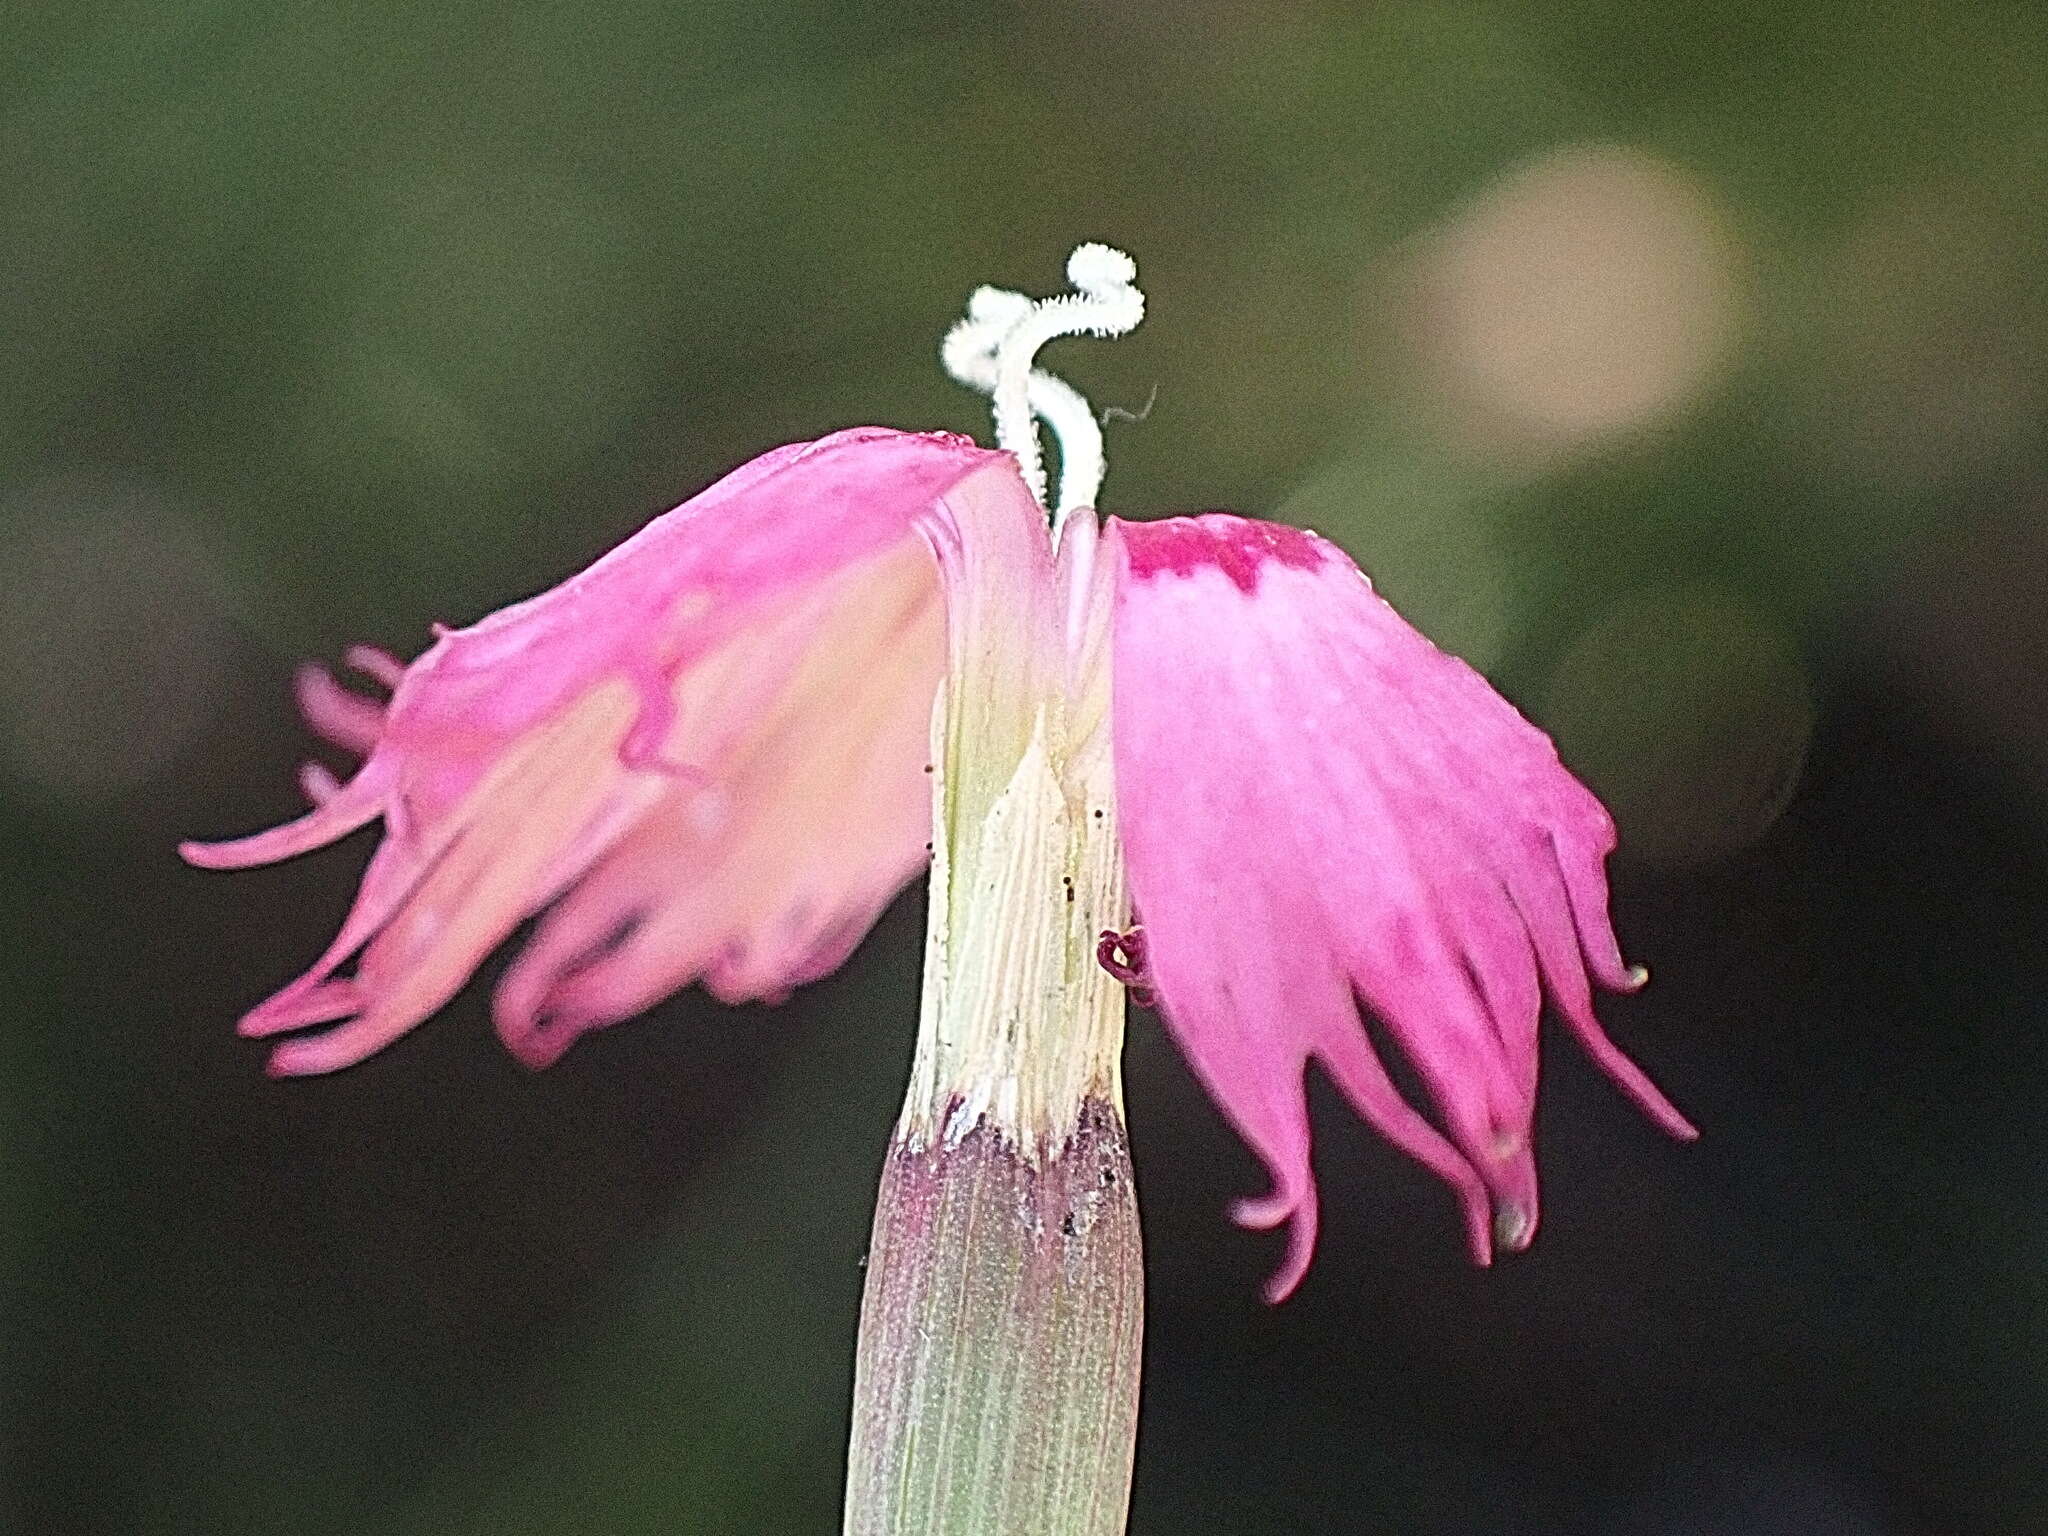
493,455,1055,1066
1107,513,1692,1297
184,429,1014,1075
490,537,945,1065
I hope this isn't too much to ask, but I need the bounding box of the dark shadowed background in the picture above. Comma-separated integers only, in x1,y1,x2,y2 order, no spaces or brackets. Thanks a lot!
6,1,2047,1531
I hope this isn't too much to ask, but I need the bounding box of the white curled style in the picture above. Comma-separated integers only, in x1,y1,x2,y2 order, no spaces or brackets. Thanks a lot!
940,244,1145,533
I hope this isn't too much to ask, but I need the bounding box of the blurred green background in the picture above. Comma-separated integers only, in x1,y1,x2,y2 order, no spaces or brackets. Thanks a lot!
5,0,2047,1531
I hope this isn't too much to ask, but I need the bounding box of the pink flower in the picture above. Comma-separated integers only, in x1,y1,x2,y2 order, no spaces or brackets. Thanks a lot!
184,246,1690,1297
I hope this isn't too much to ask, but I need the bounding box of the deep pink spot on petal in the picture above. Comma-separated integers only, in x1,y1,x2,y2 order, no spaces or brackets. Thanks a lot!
1118,513,1328,593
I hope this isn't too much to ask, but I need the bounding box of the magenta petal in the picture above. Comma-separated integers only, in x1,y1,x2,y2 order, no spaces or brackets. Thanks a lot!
178,758,392,869
343,644,406,689
184,428,1008,1074
296,761,342,806
294,661,387,757
239,978,361,1036
1107,513,1691,1295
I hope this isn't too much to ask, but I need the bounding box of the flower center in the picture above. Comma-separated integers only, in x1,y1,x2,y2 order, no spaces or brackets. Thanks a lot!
941,243,1145,528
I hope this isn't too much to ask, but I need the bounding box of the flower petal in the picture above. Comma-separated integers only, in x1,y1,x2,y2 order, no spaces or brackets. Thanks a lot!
493,451,1062,1072
490,537,945,1065
1106,513,1692,1297
184,428,1011,1074
177,757,392,870
293,661,387,757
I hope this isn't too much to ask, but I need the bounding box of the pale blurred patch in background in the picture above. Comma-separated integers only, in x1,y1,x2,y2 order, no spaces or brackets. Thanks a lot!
5,3,2047,1533
1402,144,1745,458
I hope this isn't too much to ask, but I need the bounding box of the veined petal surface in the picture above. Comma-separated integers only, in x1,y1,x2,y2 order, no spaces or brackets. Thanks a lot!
1106,513,1693,1299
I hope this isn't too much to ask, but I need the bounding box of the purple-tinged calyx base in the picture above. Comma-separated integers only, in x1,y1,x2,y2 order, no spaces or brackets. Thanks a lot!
844,1101,1142,1536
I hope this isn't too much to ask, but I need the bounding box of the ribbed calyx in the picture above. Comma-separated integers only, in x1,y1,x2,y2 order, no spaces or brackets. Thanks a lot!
844,498,1140,1534
844,1102,1142,1536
